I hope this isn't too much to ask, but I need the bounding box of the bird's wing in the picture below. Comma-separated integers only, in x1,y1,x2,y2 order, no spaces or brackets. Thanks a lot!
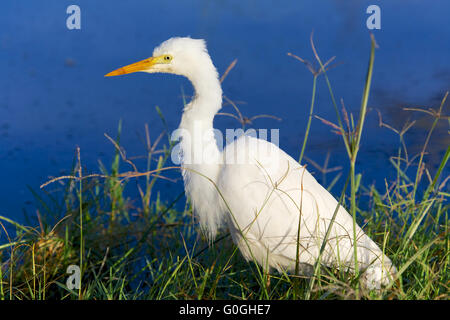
218,135,386,272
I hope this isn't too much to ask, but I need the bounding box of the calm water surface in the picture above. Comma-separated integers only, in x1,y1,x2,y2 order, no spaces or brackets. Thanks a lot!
0,0,449,224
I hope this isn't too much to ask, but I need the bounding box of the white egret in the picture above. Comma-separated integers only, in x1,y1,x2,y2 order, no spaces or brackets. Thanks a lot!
105,37,396,290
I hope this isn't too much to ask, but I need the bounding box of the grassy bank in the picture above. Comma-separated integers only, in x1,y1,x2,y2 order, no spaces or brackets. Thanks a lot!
0,36,448,300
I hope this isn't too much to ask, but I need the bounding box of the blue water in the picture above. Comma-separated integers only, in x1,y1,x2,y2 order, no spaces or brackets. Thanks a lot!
0,0,449,226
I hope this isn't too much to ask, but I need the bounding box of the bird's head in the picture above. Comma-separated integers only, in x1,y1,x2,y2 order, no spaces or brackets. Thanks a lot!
105,37,215,80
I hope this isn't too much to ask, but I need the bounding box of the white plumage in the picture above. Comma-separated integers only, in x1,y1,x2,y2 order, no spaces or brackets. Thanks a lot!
106,37,396,290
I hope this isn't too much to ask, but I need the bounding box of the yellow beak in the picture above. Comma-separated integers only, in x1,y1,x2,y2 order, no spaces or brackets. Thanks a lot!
105,57,157,77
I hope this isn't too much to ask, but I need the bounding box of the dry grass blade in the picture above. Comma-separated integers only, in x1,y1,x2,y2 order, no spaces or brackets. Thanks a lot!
403,107,449,119
287,52,316,75
40,166,180,189
287,52,338,76
220,95,281,127
248,114,282,122
104,133,138,172
303,155,342,174
220,59,238,83
341,99,351,134
315,115,342,133
376,109,399,134
216,112,242,122
223,95,244,123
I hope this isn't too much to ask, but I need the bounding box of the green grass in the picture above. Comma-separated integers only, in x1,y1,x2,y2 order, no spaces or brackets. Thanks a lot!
0,35,448,300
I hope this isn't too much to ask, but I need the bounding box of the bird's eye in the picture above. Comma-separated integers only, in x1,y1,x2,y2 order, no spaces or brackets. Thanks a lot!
164,55,172,61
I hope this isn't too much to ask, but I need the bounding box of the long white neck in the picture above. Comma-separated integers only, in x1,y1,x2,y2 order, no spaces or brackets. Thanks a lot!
179,71,222,136
177,62,224,240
